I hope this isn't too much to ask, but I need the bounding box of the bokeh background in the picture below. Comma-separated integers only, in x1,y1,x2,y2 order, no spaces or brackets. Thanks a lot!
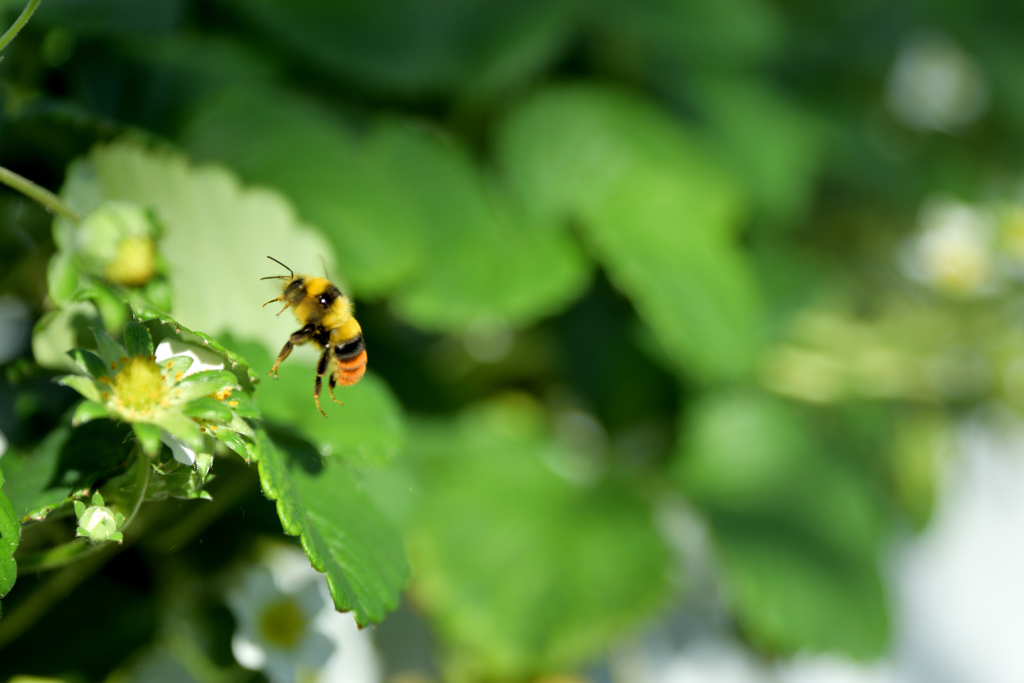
3,0,1024,682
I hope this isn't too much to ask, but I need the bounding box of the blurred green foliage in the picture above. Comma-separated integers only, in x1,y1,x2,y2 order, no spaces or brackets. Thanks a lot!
2,0,1024,681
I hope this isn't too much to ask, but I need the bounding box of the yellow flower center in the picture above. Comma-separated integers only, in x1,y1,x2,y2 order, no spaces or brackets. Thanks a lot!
258,598,307,649
105,236,156,287
111,356,166,415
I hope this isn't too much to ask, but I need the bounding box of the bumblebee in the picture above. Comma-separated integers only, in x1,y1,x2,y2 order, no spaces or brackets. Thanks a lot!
261,256,366,417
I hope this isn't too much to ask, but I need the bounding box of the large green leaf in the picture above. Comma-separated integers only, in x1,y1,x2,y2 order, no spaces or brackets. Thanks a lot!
401,399,674,681
673,391,890,657
254,430,408,626
215,0,575,99
368,121,591,332
183,88,591,331
0,464,19,605
58,140,334,354
231,338,403,470
499,85,762,381
1,422,133,522
182,87,419,296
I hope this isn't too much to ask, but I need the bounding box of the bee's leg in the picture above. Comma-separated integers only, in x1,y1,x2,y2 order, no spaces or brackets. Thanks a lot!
328,373,344,406
314,347,330,418
261,295,291,317
270,324,316,379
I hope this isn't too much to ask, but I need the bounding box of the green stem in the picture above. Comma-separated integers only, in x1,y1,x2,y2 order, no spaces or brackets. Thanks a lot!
0,0,41,54
0,164,82,224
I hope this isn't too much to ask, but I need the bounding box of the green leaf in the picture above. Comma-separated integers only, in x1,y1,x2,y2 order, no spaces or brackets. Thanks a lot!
0,465,19,601
133,422,163,456
214,428,251,462
173,370,240,403
399,400,674,680
46,249,82,307
181,397,233,423
72,400,111,426
499,85,763,381
91,327,127,368
692,76,825,227
183,86,420,296
56,374,107,404
369,122,591,332
123,320,154,358
255,430,408,626
67,348,109,379
673,391,890,657
59,140,334,355
2,423,132,522
150,412,202,451
159,353,194,381
138,311,256,386
31,302,103,373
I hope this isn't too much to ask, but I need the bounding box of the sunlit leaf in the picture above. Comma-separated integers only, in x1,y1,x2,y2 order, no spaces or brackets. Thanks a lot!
254,430,408,626
59,140,334,354
123,320,154,358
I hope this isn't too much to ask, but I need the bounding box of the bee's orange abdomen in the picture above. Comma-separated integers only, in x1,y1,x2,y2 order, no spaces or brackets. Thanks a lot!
334,349,367,386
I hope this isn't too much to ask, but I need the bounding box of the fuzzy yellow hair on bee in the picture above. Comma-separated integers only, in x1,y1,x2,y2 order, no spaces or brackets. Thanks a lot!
261,256,366,417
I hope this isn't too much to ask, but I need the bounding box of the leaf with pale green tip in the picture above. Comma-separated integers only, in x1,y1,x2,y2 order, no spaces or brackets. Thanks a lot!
60,140,335,356
123,320,154,358
72,400,111,426
57,374,106,404
68,348,109,379
32,302,104,373
181,397,233,422
0,465,19,604
133,422,163,456
254,430,408,626
174,371,240,403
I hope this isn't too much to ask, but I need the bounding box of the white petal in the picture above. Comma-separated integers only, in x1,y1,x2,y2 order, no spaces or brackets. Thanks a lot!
0,426,7,461
232,632,268,671
155,339,226,377
314,611,382,683
226,567,280,629
159,431,196,466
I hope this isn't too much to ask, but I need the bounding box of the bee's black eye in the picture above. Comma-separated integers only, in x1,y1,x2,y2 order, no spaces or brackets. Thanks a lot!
318,295,329,308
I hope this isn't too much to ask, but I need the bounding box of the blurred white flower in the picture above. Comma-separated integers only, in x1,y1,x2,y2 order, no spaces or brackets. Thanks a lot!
649,639,769,683
0,426,7,461
886,33,988,132
776,654,904,683
902,196,996,297
894,412,1024,683
0,295,30,365
154,339,226,466
226,543,381,683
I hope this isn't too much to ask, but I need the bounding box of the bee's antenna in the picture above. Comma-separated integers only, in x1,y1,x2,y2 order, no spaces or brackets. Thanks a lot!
319,255,330,280
262,254,294,278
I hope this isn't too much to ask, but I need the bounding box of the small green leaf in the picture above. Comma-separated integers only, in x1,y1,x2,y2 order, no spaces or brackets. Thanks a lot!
123,320,154,358
72,400,110,426
214,429,251,461
181,397,233,422
57,375,107,404
47,249,82,307
0,465,19,600
160,353,194,380
91,327,127,368
255,430,408,626
67,348,109,379
133,422,163,456
226,391,259,419
31,302,103,373
195,451,214,479
152,411,202,451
